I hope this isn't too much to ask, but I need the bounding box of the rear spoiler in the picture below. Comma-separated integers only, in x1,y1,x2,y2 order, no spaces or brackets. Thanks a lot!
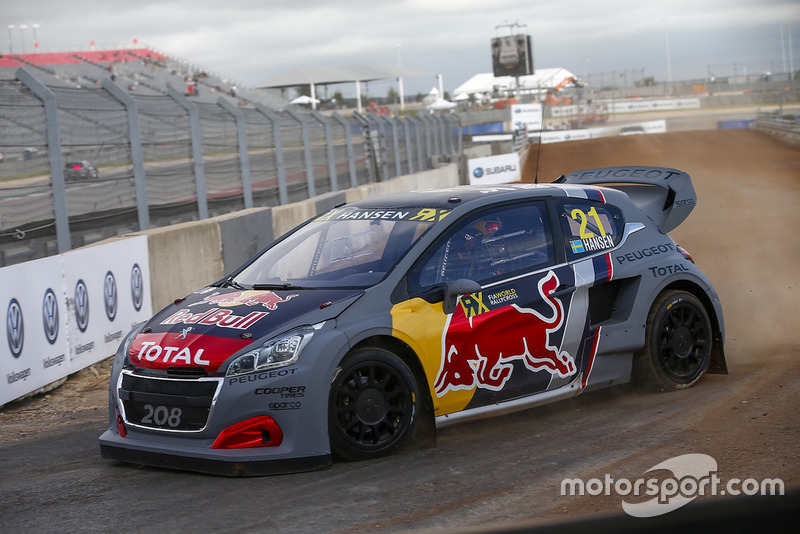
555,166,696,233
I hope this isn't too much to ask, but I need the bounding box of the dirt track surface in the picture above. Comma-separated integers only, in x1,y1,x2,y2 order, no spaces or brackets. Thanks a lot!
1,129,798,532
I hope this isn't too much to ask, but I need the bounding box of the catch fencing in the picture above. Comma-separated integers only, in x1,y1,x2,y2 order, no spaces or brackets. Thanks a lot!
0,67,462,268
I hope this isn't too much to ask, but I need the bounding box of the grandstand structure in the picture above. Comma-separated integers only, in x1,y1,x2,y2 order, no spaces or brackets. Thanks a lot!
0,48,287,108
0,48,463,268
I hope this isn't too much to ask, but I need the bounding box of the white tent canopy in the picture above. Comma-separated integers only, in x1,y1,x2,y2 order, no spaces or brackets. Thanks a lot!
290,95,320,105
256,62,431,112
427,98,457,111
453,67,580,97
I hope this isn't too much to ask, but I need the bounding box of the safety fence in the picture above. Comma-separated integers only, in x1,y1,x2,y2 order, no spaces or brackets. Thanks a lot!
0,67,463,268
755,108,800,141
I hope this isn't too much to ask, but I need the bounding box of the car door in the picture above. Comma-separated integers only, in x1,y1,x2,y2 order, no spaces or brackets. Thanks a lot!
551,195,627,391
395,201,583,416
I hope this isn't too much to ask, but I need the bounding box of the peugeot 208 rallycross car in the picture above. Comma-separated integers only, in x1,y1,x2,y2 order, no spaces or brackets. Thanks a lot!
100,166,725,475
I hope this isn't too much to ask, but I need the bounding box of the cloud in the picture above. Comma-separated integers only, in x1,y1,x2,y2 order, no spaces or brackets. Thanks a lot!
5,0,799,94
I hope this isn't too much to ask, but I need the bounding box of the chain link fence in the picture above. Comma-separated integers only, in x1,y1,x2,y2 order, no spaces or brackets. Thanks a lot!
0,67,463,268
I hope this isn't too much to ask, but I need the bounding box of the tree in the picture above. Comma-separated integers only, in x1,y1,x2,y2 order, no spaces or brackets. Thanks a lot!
293,84,311,97
387,87,398,104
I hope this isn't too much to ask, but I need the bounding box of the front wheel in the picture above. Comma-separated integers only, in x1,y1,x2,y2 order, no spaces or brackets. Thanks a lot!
637,290,712,391
328,348,419,461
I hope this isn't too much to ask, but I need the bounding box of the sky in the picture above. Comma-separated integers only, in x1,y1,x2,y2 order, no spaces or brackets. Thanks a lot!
5,0,800,97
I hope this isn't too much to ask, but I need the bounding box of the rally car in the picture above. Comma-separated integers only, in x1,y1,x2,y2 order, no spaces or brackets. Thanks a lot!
100,166,726,476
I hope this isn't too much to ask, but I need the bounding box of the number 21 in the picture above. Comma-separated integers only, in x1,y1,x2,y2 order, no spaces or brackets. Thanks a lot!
571,207,606,238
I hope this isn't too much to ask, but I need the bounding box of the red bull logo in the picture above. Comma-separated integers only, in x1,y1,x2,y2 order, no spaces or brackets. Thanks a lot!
434,270,576,397
161,308,267,330
192,290,298,310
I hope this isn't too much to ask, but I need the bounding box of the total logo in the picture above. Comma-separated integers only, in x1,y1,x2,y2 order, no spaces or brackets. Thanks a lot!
6,298,24,358
104,271,118,322
134,341,210,366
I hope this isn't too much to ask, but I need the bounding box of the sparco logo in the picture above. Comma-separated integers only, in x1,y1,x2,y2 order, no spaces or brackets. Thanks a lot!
104,271,118,322
131,263,143,311
6,298,24,358
42,288,59,345
472,167,484,178
74,279,90,333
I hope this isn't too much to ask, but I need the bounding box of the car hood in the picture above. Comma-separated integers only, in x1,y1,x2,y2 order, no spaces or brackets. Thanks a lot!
128,287,363,373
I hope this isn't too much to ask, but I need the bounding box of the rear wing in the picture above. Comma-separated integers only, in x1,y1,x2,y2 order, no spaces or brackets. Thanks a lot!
555,166,696,233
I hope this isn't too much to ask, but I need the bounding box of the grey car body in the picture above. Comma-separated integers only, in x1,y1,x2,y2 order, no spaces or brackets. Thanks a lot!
100,166,725,476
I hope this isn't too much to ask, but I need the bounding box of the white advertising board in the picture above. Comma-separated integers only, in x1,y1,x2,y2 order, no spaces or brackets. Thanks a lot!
468,153,521,185
1,255,71,406
1,235,152,406
539,129,593,144
510,103,543,133
63,236,152,370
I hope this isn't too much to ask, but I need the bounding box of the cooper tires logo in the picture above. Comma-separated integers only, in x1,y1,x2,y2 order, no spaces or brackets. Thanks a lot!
6,298,24,358
473,167,484,178
74,279,90,333
131,263,143,311
42,288,59,345
104,271,117,322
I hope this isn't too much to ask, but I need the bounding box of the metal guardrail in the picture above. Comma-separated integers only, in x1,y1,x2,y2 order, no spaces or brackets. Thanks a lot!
0,67,463,268
755,109,800,138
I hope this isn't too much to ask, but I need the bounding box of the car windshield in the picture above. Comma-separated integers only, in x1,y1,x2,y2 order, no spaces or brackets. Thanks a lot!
233,207,440,288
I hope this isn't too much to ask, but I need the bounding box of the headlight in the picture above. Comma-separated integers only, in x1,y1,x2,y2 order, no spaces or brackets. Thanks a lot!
226,325,317,377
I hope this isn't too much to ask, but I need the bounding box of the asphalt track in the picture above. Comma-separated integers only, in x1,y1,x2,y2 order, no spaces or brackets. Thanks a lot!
1,126,798,532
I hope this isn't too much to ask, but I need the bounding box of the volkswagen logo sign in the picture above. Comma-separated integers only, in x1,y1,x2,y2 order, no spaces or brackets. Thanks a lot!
131,263,143,311
42,288,59,345
6,298,24,358
104,271,117,322
473,167,484,178
74,279,90,333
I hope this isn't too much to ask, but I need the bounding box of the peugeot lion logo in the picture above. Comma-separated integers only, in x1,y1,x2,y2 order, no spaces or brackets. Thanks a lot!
131,263,143,311
104,271,118,322
7,298,24,358
42,288,59,345
74,279,90,333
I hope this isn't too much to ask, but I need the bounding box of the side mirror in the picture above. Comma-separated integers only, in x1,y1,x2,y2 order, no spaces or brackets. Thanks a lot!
443,279,482,315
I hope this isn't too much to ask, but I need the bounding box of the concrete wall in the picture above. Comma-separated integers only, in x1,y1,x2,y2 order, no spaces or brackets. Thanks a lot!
128,163,459,311
136,219,224,311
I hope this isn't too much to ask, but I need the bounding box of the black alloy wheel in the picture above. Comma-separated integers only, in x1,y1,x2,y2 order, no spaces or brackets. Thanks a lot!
328,348,418,461
640,290,712,390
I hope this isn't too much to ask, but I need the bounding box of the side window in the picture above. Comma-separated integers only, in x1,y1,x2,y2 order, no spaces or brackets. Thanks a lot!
557,199,624,260
409,202,554,292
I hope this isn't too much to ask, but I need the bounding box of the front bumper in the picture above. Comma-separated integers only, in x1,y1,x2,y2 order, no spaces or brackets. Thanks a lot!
99,430,330,476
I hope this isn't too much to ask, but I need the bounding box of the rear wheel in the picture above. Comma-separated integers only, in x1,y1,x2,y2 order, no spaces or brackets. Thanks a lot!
638,290,712,391
328,348,419,461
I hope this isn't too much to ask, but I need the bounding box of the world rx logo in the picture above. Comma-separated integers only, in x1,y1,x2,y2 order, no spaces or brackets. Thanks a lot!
131,263,143,311
6,298,24,358
473,167,484,178
42,288,59,345
74,279,90,333
104,271,118,322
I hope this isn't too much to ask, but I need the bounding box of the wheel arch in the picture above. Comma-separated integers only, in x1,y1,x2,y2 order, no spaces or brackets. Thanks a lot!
661,279,727,374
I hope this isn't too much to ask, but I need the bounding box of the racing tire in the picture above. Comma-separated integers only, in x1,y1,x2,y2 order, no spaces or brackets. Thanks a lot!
328,348,419,461
638,290,712,391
